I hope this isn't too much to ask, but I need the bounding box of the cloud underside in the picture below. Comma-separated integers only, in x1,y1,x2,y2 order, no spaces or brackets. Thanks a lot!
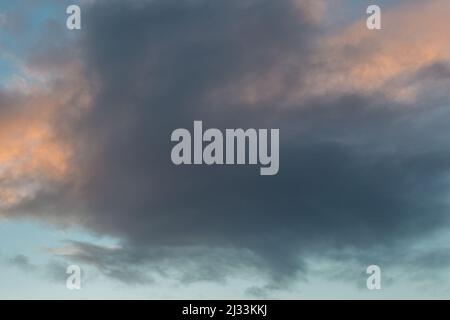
2,0,450,291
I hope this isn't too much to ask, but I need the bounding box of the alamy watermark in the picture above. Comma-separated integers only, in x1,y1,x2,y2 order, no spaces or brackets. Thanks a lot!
66,5,81,30
367,5,381,30
171,121,279,176
66,265,82,290
366,265,381,290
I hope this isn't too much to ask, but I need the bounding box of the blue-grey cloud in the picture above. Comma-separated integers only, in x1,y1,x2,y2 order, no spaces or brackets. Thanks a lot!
4,0,450,293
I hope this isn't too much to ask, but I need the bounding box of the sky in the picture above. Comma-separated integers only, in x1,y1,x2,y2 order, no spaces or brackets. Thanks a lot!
1,0,450,299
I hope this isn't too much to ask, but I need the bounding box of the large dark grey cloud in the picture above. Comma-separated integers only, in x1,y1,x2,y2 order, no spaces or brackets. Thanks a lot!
10,0,450,289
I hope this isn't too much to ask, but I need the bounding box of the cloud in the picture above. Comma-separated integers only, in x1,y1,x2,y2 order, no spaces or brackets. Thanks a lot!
2,0,450,293
6,253,68,284
9,254,36,272
49,241,153,285
0,11,91,212
304,0,450,102
0,58,90,211
0,90,70,209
